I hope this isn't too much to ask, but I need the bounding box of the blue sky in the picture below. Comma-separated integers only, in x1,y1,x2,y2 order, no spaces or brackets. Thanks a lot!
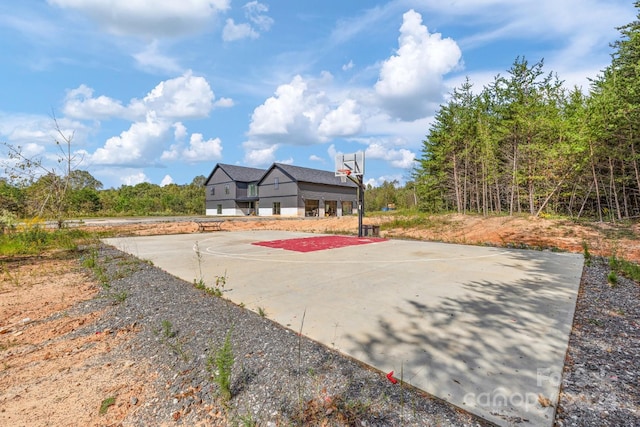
0,1,635,189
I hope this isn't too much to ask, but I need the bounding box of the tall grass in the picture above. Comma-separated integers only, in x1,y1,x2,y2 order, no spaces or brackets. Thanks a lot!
0,225,95,255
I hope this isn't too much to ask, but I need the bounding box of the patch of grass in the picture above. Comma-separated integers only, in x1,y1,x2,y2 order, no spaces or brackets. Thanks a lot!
236,413,257,427
257,306,266,318
582,241,591,266
379,213,450,231
0,224,96,255
161,319,176,339
609,253,640,282
588,318,605,327
99,396,116,415
156,320,190,361
109,290,128,303
607,271,618,287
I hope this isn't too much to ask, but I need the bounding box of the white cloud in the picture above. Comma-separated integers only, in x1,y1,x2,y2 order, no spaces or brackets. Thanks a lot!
244,74,367,163
318,99,363,138
90,113,171,166
47,0,231,38
214,97,235,108
248,75,329,144
243,1,273,31
276,157,294,165
137,71,214,119
121,172,149,186
242,141,279,166
60,71,223,170
223,19,258,41
133,41,182,73
375,9,462,120
223,1,273,42
173,122,188,141
63,85,127,120
64,71,216,122
366,142,416,169
342,60,354,71
162,133,223,162
309,154,324,162
160,174,174,186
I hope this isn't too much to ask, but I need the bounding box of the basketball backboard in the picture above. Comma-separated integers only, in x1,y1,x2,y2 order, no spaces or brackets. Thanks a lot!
335,151,364,177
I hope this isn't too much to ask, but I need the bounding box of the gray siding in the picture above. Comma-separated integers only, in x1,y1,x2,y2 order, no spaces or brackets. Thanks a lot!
258,168,299,200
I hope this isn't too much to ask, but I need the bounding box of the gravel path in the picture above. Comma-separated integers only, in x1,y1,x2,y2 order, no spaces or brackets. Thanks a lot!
71,244,638,426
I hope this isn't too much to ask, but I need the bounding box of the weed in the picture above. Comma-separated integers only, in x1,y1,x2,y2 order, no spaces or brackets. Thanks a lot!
607,271,618,287
609,254,640,282
236,412,257,427
194,241,205,286
208,328,235,402
99,396,116,415
1,263,20,287
161,320,177,338
257,306,266,318
588,318,604,327
157,320,190,361
82,246,99,269
192,242,227,296
109,290,128,303
581,241,591,266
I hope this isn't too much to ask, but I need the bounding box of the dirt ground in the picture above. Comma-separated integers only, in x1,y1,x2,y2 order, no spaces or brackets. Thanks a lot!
1,214,638,426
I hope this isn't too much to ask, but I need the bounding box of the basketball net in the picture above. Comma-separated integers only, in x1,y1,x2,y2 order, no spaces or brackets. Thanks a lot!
338,169,351,183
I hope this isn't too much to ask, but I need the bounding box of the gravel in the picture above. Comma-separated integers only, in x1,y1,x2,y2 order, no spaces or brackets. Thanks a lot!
71,245,638,426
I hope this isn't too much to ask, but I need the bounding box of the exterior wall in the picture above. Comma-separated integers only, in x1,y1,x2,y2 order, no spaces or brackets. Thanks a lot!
258,168,300,216
205,168,241,216
298,182,357,217
205,167,257,216
257,195,299,216
206,207,243,216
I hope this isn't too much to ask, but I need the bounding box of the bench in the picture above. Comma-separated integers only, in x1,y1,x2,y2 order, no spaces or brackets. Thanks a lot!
195,220,224,232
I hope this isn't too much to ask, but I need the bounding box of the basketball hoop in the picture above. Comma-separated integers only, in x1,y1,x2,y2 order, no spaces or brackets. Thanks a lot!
337,169,351,183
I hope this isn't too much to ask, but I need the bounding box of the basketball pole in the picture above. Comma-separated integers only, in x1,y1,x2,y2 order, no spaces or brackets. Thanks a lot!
357,175,364,237
346,173,365,237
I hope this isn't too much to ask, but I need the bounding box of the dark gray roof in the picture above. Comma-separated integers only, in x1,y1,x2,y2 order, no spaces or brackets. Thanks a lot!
215,164,266,182
272,163,357,187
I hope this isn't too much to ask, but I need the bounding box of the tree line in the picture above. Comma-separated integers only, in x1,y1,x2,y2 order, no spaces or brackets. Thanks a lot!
412,3,640,221
0,170,206,222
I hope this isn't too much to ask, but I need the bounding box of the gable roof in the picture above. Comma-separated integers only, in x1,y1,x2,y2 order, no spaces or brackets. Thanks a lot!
205,163,266,184
260,163,357,187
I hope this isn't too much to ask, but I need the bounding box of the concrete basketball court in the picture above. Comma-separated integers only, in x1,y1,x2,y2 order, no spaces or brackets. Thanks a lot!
103,231,583,427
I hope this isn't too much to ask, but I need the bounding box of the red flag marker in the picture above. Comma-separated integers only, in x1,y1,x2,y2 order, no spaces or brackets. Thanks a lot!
386,371,398,384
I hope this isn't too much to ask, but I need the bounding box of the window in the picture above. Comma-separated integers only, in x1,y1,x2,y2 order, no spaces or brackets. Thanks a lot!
272,202,281,215
225,184,230,195
248,183,257,197
210,187,215,195
217,204,222,214
274,177,279,190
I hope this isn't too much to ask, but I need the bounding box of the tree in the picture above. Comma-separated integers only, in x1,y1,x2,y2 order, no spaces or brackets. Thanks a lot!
1,113,83,224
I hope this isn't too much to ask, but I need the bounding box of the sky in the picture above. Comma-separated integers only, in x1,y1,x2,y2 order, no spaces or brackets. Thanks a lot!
0,1,635,189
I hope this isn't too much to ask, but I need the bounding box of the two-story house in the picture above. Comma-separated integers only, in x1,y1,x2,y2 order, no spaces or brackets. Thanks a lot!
204,163,357,217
